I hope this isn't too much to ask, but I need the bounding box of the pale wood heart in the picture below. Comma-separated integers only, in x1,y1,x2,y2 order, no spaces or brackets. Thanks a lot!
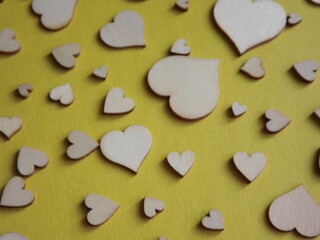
0,116,23,139
233,152,266,182
269,185,320,237
104,87,135,114
32,0,78,30
310,0,320,5
100,125,152,173
0,28,21,53
167,150,194,176
240,57,265,79
231,101,248,117
17,146,48,176
49,83,74,106
0,176,34,207
314,107,320,119
67,130,99,160
85,193,119,226
201,209,224,230
265,108,291,133
0,233,29,240
287,12,302,26
51,43,81,69
18,83,33,98
214,0,286,54
293,60,319,82
175,0,189,11
170,38,191,56
148,56,220,120
144,196,165,218
100,10,145,48
93,65,108,79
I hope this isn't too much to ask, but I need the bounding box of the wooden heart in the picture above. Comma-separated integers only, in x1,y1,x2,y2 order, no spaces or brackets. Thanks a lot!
103,87,135,114
18,83,33,98
144,196,165,218
0,28,21,53
67,130,99,160
269,185,320,237
265,108,291,133
0,233,29,240
240,57,265,79
167,150,194,176
85,193,119,226
175,0,189,11
0,116,23,139
93,65,108,79
32,0,78,30
51,43,80,69
214,0,286,54
170,38,191,55
233,152,266,182
0,176,34,207
100,10,145,48
49,83,74,105
148,56,220,120
314,107,320,119
287,12,302,26
100,125,152,173
231,101,248,117
17,146,48,176
293,60,319,82
201,209,224,230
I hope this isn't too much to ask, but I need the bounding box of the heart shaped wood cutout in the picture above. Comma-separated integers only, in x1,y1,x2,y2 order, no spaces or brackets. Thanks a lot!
201,209,224,230
240,57,265,79
167,150,194,176
0,116,23,139
85,193,119,226
100,125,152,173
0,28,21,54
265,108,291,133
144,196,165,218
67,130,99,160
93,65,108,79
170,38,191,56
269,185,320,237
17,146,48,176
50,83,74,106
214,0,286,54
233,152,266,182
293,60,319,82
176,0,189,11
100,10,145,48
0,176,34,207
231,101,248,117
18,83,33,98
104,87,135,114
0,233,29,240
148,56,220,120
32,0,78,30
287,12,302,26
51,43,80,69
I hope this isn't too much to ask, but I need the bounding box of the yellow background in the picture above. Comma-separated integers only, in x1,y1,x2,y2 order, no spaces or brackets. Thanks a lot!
0,0,320,239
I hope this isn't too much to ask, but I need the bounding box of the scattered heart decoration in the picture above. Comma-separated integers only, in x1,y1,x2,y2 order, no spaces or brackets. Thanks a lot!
0,28,21,54
85,193,119,226
269,185,320,237
0,233,29,240
103,87,135,114
100,10,146,48
17,83,33,98
231,101,248,117
49,83,74,106
175,0,189,11
0,176,34,207
67,130,99,160
167,150,194,176
93,65,108,79
170,38,191,56
143,196,165,218
17,146,48,176
293,60,319,82
287,12,302,26
201,209,224,230
240,57,265,79
265,109,291,133
51,42,81,69
0,116,23,139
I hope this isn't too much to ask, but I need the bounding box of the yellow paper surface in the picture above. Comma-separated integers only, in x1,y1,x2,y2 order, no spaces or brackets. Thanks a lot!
0,0,320,239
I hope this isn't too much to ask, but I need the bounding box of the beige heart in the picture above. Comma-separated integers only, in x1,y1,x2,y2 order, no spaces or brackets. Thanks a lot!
0,233,29,240
67,130,99,160
293,60,319,82
0,116,23,139
85,193,119,226
201,209,224,230
269,185,320,237
287,12,302,26
233,152,266,182
231,101,248,117
170,38,191,56
0,28,21,53
51,43,81,69
240,57,265,79
104,87,135,114
93,65,108,79
265,108,291,133
100,10,145,48
100,125,152,173
175,0,189,11
17,146,48,176
144,196,165,218
314,107,320,119
0,176,34,207
32,0,78,30
18,83,33,98
167,150,194,176
49,83,74,106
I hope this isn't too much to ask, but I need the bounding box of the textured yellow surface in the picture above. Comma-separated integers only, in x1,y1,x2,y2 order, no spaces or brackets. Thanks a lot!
0,0,320,239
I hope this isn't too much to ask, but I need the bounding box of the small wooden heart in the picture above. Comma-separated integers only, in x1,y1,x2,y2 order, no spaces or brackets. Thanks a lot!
93,65,108,79
201,209,224,230
0,176,34,207
17,83,33,98
0,28,21,54
0,116,23,139
170,38,191,55
85,193,119,226
287,12,302,26
67,130,99,160
17,146,48,176
0,233,29,240
293,60,319,82
104,87,135,114
175,0,189,11
265,108,291,133
49,83,74,106
167,150,194,176
144,196,165,218
231,101,248,117
51,43,80,69
240,57,265,79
